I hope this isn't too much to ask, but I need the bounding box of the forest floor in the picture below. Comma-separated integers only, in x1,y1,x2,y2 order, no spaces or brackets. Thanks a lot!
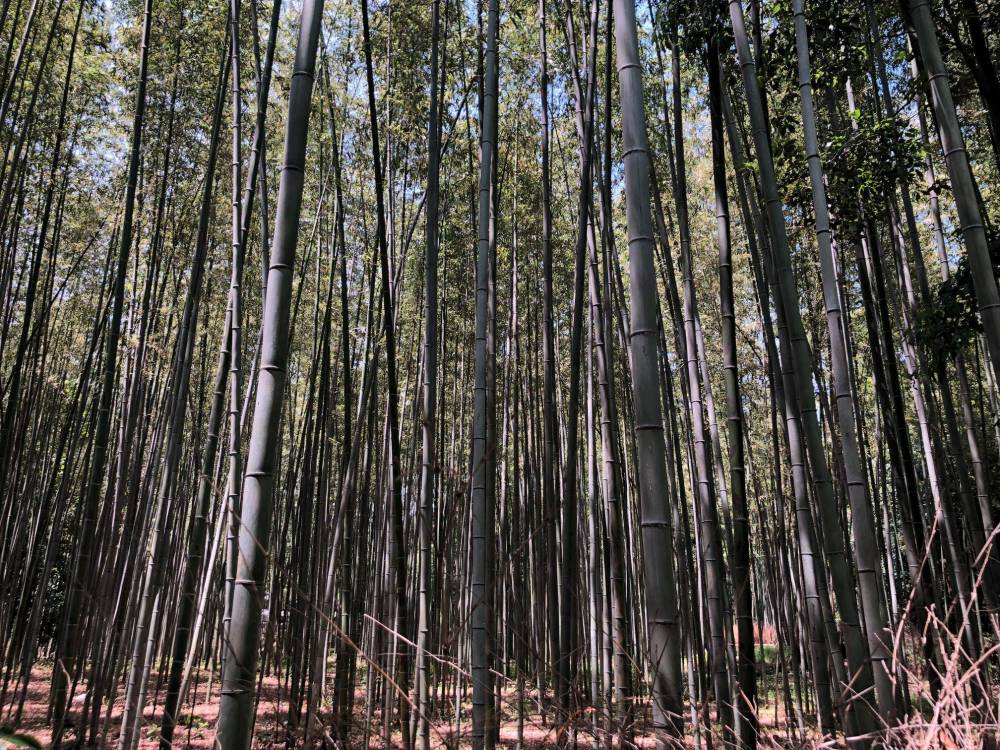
7,658,811,749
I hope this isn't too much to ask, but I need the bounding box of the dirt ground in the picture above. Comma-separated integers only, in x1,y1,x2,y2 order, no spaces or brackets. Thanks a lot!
7,661,805,749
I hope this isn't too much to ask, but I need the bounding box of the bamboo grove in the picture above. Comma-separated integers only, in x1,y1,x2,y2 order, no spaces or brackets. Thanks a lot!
0,0,999,747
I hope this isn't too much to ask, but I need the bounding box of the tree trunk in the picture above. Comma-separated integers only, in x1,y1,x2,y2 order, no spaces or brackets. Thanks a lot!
214,1,324,747
611,0,683,742
708,28,755,749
